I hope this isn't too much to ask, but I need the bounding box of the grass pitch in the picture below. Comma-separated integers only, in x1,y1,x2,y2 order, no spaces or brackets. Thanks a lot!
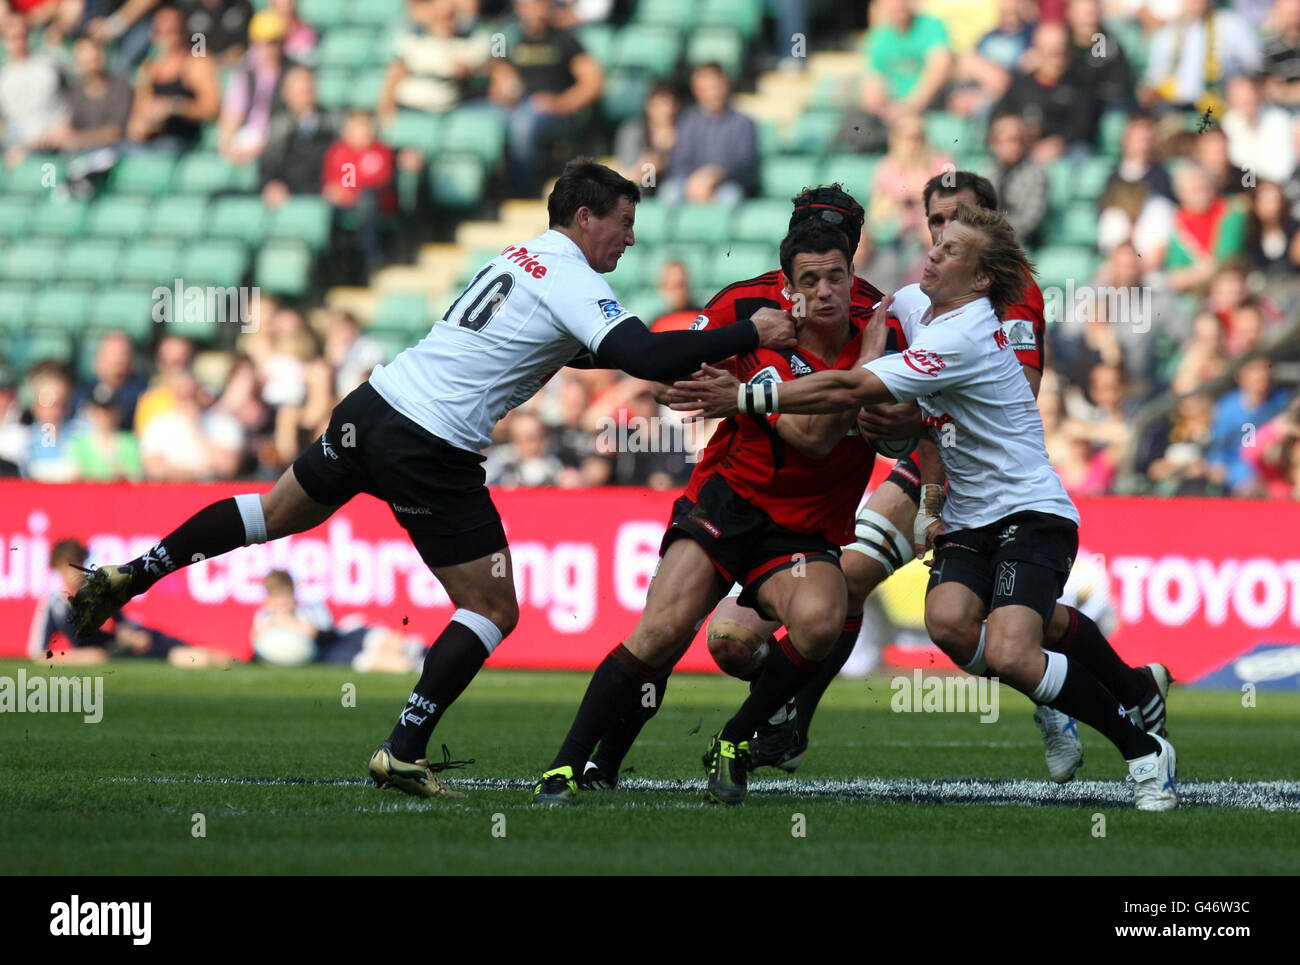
2,659,1297,875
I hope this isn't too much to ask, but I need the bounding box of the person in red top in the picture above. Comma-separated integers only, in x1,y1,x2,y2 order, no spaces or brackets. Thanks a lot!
322,109,396,275
533,221,881,805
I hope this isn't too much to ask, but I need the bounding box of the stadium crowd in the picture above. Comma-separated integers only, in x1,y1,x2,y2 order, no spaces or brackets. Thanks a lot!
1,0,1299,498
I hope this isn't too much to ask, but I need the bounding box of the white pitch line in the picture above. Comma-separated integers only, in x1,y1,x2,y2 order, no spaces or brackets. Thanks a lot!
100,775,1300,811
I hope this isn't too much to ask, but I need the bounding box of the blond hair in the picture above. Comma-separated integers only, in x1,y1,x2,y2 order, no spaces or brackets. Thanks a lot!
951,204,1034,317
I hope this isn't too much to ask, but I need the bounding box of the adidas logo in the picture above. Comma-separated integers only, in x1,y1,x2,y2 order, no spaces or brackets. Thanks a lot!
789,354,813,376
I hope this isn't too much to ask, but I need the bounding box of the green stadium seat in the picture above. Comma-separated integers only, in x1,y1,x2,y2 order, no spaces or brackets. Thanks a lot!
575,24,614,66
430,153,486,208
86,196,153,238
151,195,210,238
820,153,880,201
640,243,707,288
110,153,178,195
366,327,415,362
442,109,507,166
175,152,239,194
0,283,34,330
1033,245,1100,304
59,239,124,285
268,196,332,249
349,68,388,109
607,244,645,291
209,196,269,244
1047,161,1076,211
635,0,697,29
87,286,158,340
31,287,94,333
761,155,819,200
730,199,790,244
119,238,184,284
600,69,651,124
31,197,89,239
0,197,32,239
686,26,743,78
1074,156,1115,203
298,0,348,29
373,293,431,333
2,239,63,283
809,75,854,110
1099,111,1128,158
756,120,781,158
785,110,841,155
610,25,681,78
672,203,734,244
180,240,249,288
8,329,73,368
255,241,313,297
625,287,667,324
318,30,381,70
698,0,762,39
2,155,62,195
1049,202,1101,247
384,111,444,153
316,69,353,110
924,111,970,154
705,243,772,290
631,199,671,244
347,0,402,24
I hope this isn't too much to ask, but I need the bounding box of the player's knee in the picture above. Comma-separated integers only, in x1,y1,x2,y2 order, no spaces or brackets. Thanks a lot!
925,609,980,663
843,553,886,608
981,632,1042,686
786,608,842,661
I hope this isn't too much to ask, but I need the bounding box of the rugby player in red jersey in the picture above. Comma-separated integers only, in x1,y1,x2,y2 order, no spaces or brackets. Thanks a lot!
532,220,884,805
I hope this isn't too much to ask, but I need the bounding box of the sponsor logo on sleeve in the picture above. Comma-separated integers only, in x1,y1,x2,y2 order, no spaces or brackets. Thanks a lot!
748,365,784,385
690,314,709,331
902,348,946,377
1003,318,1035,353
597,298,625,320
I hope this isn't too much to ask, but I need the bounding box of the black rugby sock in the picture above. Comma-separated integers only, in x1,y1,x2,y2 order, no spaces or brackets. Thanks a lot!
387,622,488,760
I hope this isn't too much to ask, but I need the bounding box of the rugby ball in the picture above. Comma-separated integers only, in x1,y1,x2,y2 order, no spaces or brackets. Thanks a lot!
253,626,318,666
872,437,918,460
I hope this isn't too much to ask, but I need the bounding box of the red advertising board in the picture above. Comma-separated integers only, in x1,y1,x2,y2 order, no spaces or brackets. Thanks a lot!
3,481,1299,682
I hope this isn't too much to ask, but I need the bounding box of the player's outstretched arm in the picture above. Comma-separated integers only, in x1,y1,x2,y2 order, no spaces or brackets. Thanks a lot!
666,363,894,419
590,311,795,383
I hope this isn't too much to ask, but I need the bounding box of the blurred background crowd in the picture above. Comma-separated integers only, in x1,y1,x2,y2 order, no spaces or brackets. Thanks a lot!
0,0,1298,498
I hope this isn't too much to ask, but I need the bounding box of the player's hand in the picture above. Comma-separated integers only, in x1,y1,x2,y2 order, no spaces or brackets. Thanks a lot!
750,308,797,350
859,292,893,362
666,364,740,420
858,400,924,440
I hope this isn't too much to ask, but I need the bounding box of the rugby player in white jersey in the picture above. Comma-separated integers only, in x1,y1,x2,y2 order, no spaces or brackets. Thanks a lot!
67,159,797,799
668,204,1178,810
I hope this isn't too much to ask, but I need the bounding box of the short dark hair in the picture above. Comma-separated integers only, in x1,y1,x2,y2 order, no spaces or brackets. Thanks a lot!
51,539,88,570
548,158,641,228
789,183,865,250
779,221,852,280
922,170,999,216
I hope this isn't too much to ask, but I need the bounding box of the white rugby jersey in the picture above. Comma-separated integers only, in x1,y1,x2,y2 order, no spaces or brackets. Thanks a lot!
368,230,634,451
863,284,1078,530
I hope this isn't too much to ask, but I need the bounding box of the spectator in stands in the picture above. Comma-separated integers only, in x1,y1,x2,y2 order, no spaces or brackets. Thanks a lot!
268,0,318,67
322,110,397,276
487,0,603,196
1195,127,1250,198
1136,392,1218,495
1161,163,1249,292
67,398,142,481
1264,0,1300,107
1091,240,1172,383
322,310,386,399
209,353,272,473
379,0,491,120
947,0,1033,117
1066,0,1135,111
183,0,253,66
259,307,333,466
0,16,69,166
12,0,81,47
987,113,1049,246
259,65,333,209
217,8,289,164
1097,115,1178,253
1225,302,1268,357
75,331,147,428
659,62,757,206
134,334,197,437
45,37,133,197
1140,0,1262,115
125,6,221,153
28,538,217,665
1207,358,1291,495
1101,114,1176,205
993,20,1103,162
486,410,567,486
1245,394,1300,498
1064,362,1133,490
869,113,952,249
85,0,164,74
1248,178,1300,276
652,260,696,320
1222,74,1295,185
614,82,679,193
15,361,80,482
251,570,423,670
544,373,601,484
858,0,953,139
140,370,244,480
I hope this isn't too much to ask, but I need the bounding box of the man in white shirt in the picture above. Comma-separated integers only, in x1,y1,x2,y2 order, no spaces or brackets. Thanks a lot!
669,203,1178,811
69,159,796,799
